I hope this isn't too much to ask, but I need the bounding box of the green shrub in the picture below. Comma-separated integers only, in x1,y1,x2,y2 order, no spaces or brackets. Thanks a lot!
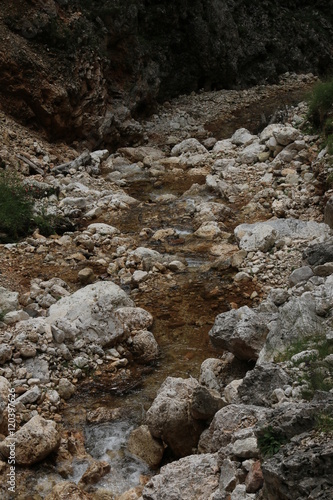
315,413,333,433
257,426,287,457
0,170,35,241
307,79,333,129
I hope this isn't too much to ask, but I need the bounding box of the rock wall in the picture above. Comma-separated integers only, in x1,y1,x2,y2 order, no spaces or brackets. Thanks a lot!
0,0,333,148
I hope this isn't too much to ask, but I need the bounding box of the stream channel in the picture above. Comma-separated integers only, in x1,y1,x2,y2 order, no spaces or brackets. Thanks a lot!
34,169,258,498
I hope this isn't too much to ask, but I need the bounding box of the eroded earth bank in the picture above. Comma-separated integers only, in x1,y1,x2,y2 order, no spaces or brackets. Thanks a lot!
0,73,333,499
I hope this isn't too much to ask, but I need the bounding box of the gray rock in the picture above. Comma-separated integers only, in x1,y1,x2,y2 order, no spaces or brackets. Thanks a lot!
57,378,76,400
142,453,219,500
235,224,277,252
171,138,208,156
146,377,206,457
235,219,330,247
267,288,289,306
324,195,333,229
303,238,333,266
261,436,333,500
0,287,19,313
190,385,225,420
131,330,159,363
209,306,268,361
231,437,259,458
198,404,268,453
239,142,266,164
289,266,314,286
0,344,12,365
199,358,225,393
0,415,60,465
47,282,136,347
273,126,300,146
231,128,257,146
238,363,290,407
24,358,50,383
17,386,42,405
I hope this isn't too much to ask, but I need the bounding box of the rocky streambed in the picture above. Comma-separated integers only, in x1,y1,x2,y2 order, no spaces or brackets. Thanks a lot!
0,73,333,499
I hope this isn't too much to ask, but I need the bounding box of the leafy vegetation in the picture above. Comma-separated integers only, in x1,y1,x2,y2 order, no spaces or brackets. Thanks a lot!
275,333,333,400
257,426,287,457
0,170,62,242
315,413,333,433
307,78,333,160
0,170,35,241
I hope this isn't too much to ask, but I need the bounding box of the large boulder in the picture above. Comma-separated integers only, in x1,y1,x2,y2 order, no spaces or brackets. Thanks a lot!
258,279,333,363
235,219,330,249
145,377,206,457
237,364,291,407
303,238,333,266
142,453,220,500
170,138,208,156
209,306,269,361
198,404,269,453
0,287,19,313
127,425,165,468
261,436,333,500
46,282,141,347
0,416,60,465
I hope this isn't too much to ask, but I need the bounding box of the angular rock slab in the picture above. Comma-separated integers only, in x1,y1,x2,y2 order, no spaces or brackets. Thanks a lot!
46,281,135,347
0,415,60,465
146,377,206,458
209,306,268,361
142,453,219,500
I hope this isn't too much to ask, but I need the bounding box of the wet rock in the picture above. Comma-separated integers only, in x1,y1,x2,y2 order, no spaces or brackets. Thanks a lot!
127,424,165,468
78,460,111,486
146,377,206,457
0,415,60,465
114,307,153,335
45,482,93,499
142,453,219,500
57,378,76,400
130,330,159,363
209,306,268,361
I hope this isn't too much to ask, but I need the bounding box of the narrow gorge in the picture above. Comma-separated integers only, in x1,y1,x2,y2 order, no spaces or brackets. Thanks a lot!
0,1,333,499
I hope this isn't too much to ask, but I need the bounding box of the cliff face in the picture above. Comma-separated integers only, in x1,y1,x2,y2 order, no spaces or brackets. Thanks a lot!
1,0,333,148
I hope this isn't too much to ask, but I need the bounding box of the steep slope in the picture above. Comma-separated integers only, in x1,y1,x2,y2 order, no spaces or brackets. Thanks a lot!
0,0,333,149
